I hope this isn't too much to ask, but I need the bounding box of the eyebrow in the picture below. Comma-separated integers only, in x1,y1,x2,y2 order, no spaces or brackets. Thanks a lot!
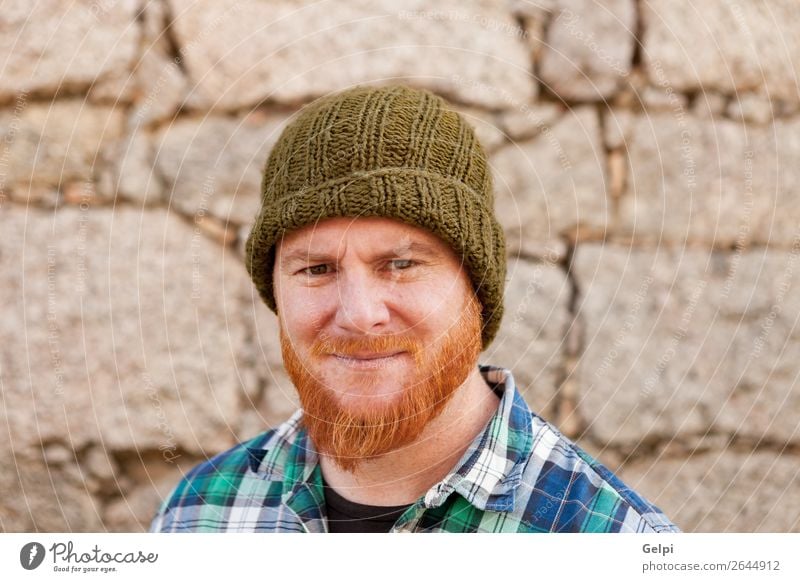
280,241,442,268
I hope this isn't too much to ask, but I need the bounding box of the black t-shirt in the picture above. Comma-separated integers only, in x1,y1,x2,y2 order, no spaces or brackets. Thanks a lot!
321,474,414,533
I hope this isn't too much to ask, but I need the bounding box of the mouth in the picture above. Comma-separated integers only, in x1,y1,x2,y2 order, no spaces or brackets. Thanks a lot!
331,351,407,369
334,351,405,360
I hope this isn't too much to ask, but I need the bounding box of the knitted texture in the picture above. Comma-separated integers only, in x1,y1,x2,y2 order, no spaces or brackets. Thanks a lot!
245,83,506,349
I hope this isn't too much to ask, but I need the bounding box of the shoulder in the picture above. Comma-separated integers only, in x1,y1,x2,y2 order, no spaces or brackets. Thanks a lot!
149,412,303,532
517,412,680,533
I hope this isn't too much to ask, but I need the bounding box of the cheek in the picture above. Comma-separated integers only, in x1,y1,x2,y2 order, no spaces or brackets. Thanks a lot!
276,272,468,336
275,280,329,339
393,280,468,330
279,301,308,337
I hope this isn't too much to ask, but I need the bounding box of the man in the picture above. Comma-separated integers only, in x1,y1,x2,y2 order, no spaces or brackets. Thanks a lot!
149,83,679,533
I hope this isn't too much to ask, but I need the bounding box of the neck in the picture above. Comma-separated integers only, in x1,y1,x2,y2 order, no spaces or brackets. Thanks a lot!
317,365,501,506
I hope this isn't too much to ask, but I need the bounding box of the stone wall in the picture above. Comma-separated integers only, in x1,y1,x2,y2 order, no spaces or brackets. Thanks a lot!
1,0,798,532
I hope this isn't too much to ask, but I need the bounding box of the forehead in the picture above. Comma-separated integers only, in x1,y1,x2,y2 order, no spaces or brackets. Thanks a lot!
276,216,456,259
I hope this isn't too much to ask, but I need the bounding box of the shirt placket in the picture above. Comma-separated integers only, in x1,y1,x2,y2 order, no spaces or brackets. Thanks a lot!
389,501,427,533
280,484,328,533
282,463,329,533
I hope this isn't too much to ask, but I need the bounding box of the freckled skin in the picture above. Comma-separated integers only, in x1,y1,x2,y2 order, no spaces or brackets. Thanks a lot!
274,216,475,411
272,215,500,500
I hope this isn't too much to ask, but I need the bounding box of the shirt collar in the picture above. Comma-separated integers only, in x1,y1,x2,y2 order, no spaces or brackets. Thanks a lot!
420,364,534,512
246,364,534,513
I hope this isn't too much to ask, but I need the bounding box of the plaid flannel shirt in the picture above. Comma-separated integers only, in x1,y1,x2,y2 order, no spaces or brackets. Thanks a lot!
149,364,680,533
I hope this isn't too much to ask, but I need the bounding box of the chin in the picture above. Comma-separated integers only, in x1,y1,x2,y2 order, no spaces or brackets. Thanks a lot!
330,381,407,411
322,356,409,388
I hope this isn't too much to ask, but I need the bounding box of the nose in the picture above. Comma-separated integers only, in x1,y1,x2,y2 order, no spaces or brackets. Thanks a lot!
333,266,391,334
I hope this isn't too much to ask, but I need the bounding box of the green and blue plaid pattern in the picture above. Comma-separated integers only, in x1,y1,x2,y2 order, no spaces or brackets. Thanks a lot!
149,365,680,533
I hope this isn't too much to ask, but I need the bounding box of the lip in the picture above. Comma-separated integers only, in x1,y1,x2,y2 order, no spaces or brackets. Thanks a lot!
330,351,407,369
333,351,403,360
333,351,405,360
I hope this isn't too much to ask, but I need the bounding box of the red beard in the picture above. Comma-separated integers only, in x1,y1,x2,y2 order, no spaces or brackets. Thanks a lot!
279,291,483,473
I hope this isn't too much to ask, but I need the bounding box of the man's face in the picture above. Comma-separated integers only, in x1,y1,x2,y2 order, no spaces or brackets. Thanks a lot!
273,216,483,472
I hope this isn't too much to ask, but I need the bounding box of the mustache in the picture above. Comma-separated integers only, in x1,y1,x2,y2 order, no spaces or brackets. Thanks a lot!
310,334,423,359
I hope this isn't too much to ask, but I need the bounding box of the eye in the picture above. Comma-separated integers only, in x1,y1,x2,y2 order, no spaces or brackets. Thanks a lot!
300,264,331,276
388,259,416,270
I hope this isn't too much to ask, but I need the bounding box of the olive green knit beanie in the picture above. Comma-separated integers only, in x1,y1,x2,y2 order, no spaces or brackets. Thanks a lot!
245,83,506,349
